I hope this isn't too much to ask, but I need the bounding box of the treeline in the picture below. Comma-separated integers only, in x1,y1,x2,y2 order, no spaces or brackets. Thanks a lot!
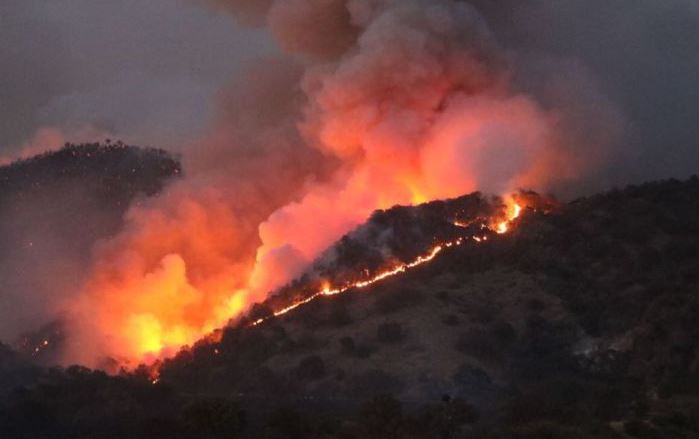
0,142,181,208
2,172,699,437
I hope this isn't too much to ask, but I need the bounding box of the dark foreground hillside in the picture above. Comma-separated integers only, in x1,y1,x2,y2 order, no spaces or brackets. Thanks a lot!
2,177,699,438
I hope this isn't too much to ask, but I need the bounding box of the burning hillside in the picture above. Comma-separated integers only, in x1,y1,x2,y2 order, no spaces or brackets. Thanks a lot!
71,190,540,369
2,0,699,437
6,0,618,369
62,0,607,368
4,176,699,438
250,191,555,328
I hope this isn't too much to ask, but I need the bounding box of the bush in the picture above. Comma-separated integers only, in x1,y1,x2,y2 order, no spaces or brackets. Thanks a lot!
377,322,405,344
435,290,450,301
492,320,517,345
295,355,325,381
358,395,405,439
508,421,586,439
624,420,661,438
249,303,274,322
354,343,376,359
418,398,479,437
527,298,547,312
182,398,246,438
339,336,356,355
455,328,498,361
348,369,403,398
264,407,312,439
452,363,495,398
375,288,423,314
442,314,460,326
328,304,353,327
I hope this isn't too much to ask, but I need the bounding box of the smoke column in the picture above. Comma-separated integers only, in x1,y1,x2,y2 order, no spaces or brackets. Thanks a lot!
64,0,620,366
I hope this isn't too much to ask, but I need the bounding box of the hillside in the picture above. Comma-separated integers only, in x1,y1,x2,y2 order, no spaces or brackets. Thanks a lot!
2,177,699,438
0,143,181,363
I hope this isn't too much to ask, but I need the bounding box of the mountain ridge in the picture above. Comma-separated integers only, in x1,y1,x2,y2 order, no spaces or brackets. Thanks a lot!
2,173,699,438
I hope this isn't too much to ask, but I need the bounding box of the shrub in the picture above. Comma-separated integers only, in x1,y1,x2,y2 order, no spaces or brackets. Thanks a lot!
328,305,353,327
492,320,517,345
358,395,405,439
442,314,460,326
264,407,312,439
452,363,495,398
624,420,661,438
349,369,404,398
295,355,325,381
375,288,424,314
339,336,356,355
418,398,479,437
527,298,547,312
377,322,405,344
354,343,376,359
435,290,450,301
182,398,246,438
249,303,274,322
508,421,585,439
455,328,498,361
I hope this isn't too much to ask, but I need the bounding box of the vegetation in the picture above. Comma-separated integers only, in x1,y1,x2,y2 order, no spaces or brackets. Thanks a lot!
0,141,180,208
2,174,699,437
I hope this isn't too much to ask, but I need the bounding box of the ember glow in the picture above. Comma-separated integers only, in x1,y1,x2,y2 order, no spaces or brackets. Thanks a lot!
494,198,523,234
252,197,523,327
59,0,594,368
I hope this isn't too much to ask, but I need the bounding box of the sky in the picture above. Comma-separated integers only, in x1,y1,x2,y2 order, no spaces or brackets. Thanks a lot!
2,0,699,184
0,0,273,155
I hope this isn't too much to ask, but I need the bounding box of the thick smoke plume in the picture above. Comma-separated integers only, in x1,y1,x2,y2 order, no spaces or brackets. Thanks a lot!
39,0,626,365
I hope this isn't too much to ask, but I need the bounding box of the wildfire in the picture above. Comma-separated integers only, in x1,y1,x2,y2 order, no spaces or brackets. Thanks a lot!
495,199,523,234
251,197,524,328
59,0,580,372
77,193,528,369
252,242,454,326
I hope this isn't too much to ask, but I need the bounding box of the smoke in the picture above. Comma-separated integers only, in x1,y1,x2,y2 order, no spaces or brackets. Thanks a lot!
468,0,699,187
0,143,179,357
240,0,615,295
57,0,620,366
6,0,698,366
64,58,331,366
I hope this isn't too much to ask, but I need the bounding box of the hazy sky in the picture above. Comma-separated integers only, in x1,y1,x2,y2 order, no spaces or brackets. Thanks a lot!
471,0,699,187
2,0,699,185
0,0,272,155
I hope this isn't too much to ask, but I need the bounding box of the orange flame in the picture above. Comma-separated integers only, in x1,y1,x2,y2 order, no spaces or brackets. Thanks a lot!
68,190,529,368
495,198,523,234
251,198,524,328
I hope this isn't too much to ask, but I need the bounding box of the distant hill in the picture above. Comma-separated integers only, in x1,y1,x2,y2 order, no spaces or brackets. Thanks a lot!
2,176,699,438
0,142,180,208
0,142,181,363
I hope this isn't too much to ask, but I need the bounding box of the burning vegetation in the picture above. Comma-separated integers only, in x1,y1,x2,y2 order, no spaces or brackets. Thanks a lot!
250,192,551,328
47,0,614,367
70,189,545,369
3,172,699,438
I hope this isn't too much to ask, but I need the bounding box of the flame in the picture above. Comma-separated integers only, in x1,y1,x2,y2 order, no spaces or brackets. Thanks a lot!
252,242,452,326
70,192,527,367
65,191,258,367
58,0,585,370
495,198,523,234
251,198,524,328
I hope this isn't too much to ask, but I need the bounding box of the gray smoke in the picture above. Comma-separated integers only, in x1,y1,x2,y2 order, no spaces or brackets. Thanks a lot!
468,0,699,188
